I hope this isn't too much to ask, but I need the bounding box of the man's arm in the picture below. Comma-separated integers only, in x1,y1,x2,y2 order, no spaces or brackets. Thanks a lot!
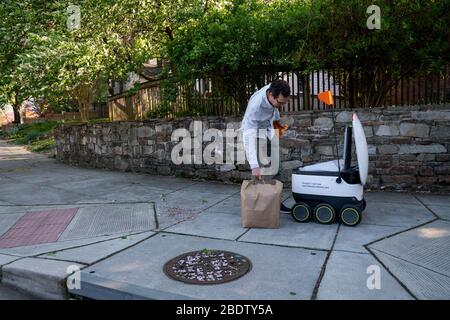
242,128,261,178
273,108,281,121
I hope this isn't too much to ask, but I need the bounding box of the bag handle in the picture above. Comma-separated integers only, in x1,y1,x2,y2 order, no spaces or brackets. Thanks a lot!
250,176,279,185
251,175,266,184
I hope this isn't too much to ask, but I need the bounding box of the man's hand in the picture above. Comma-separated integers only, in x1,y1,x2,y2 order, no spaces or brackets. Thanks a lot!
252,167,262,180
273,120,288,137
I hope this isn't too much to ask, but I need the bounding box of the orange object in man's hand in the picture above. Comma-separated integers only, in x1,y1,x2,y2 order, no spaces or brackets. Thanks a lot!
273,120,288,137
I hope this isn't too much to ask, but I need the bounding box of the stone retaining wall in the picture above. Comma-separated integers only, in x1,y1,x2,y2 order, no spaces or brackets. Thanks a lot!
54,105,450,193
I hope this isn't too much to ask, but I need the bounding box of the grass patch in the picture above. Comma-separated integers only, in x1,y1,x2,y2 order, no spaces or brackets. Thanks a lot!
3,121,58,152
62,118,110,126
29,137,56,152
2,118,110,153
88,117,111,124
5,121,57,141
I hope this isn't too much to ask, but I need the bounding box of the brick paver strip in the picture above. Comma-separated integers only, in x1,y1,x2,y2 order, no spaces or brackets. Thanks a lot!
0,208,78,249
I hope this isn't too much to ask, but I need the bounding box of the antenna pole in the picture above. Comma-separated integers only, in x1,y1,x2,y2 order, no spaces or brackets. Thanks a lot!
330,105,342,184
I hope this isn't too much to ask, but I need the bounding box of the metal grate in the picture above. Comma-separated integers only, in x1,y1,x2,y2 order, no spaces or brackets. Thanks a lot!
164,250,252,285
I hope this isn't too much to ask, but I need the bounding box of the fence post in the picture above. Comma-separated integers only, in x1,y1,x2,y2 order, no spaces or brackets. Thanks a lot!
349,71,355,108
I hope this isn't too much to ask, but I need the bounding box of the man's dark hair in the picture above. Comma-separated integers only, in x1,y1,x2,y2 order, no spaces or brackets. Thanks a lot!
268,79,290,98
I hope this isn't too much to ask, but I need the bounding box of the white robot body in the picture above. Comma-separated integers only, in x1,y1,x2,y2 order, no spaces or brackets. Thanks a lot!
292,160,364,200
290,113,368,226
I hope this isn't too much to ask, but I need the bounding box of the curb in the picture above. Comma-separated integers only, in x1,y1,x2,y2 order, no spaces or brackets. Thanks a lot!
69,272,194,300
1,258,84,300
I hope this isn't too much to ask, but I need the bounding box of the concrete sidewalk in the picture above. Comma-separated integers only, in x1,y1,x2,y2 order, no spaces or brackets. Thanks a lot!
0,139,449,300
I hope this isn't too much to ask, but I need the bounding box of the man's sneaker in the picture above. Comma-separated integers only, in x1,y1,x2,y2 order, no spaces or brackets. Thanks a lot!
280,202,291,214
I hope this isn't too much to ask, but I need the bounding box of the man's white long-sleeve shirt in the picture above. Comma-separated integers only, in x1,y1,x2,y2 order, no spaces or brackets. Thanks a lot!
240,84,280,169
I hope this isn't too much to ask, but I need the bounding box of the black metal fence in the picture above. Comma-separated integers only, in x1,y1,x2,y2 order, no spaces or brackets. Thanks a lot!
108,65,450,120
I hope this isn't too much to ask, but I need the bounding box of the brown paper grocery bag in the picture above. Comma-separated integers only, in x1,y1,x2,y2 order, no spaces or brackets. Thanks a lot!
241,179,283,228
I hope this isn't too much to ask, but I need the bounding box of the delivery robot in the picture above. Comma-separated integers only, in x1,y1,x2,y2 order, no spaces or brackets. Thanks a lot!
289,92,368,226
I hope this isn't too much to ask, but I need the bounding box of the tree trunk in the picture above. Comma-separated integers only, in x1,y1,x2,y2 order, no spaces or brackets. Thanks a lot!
358,68,399,109
12,106,21,124
78,99,90,122
74,81,100,122
12,92,21,124
75,85,90,122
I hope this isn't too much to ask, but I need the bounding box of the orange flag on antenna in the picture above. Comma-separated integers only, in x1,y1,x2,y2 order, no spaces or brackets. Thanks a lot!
318,91,334,105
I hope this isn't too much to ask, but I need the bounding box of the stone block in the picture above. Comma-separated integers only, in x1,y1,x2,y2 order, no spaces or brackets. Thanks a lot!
416,154,435,162
375,161,391,168
114,156,129,171
382,175,417,184
336,111,352,123
142,146,154,155
391,137,412,144
280,115,295,126
400,123,430,138
417,176,438,185
294,118,312,128
137,126,154,138
281,138,310,148
364,126,374,137
419,167,434,176
358,113,378,121
399,154,416,161
437,175,450,184
314,117,333,129
281,160,303,170
378,145,398,155
411,111,450,121
156,166,172,175
386,166,418,175
436,154,450,162
375,125,399,136
430,126,450,139
315,145,334,156
218,164,236,172
434,166,450,175
154,149,166,161
368,146,377,155
399,144,447,154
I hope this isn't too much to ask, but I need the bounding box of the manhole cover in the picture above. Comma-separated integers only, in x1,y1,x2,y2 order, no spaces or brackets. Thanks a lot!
164,250,252,285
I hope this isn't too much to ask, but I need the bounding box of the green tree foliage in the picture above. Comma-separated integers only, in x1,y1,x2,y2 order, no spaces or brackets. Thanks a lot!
12,0,164,121
1,0,213,121
1,0,449,119
0,0,59,122
167,0,313,109
306,0,450,107
167,0,450,108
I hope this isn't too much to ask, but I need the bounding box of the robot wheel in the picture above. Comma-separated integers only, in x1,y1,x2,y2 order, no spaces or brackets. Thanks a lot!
314,203,336,224
292,202,311,222
339,205,362,226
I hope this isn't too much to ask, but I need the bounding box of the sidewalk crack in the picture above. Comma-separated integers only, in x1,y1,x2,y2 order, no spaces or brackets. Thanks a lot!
310,223,341,300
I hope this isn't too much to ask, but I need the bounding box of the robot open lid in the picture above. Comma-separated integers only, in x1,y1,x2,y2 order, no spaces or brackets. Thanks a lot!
289,91,368,226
